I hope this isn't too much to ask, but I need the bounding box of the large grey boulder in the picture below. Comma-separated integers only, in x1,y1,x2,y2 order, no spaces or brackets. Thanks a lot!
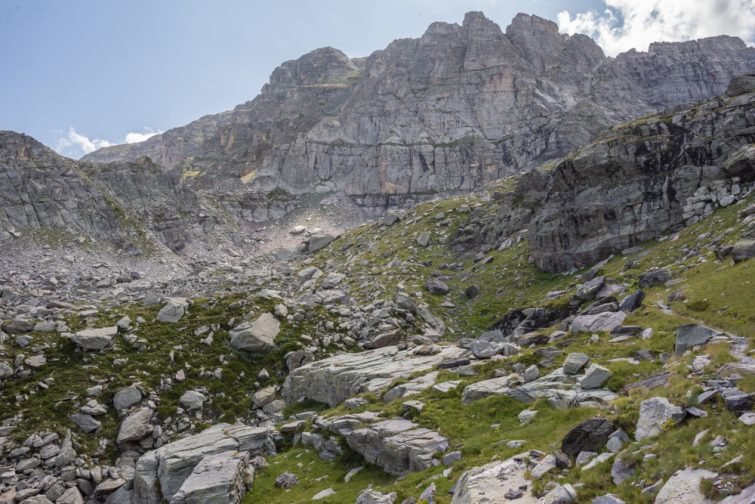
180,390,207,411
654,468,716,503
71,327,118,351
282,345,465,407
158,298,188,323
563,353,591,375
320,414,448,475
0,361,13,379
451,452,542,503
579,364,612,389
561,417,615,458
308,234,337,253
113,385,142,412
675,325,717,356
69,413,101,433
117,408,154,444
732,239,755,262
56,487,84,504
356,489,397,504
133,424,275,504
229,313,280,352
171,451,252,504
635,397,684,441
570,312,626,333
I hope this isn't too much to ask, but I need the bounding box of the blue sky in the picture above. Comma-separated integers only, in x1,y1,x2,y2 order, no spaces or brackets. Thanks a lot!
1,0,753,158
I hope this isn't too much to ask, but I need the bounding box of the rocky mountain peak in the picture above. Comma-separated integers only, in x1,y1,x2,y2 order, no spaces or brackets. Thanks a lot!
461,10,503,36
506,12,560,37
62,11,754,247
266,46,359,92
648,34,747,56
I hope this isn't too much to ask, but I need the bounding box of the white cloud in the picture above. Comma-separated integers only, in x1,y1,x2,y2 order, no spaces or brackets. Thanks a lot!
56,127,112,157
557,0,755,56
55,127,163,158
125,128,162,144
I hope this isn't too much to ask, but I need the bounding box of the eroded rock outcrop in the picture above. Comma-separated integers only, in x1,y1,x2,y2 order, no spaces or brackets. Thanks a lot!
133,424,275,504
317,413,448,476
282,345,465,407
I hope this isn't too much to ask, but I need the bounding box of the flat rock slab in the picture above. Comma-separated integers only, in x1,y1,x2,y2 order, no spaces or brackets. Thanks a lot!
654,468,716,504
71,326,117,350
571,312,626,333
462,368,617,407
283,345,465,407
319,414,448,476
134,424,275,504
451,452,542,503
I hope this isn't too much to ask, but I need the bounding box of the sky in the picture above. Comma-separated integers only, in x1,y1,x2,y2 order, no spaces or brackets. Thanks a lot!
1,0,753,159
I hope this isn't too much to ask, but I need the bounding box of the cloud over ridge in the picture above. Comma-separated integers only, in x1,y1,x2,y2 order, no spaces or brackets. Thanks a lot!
557,0,755,56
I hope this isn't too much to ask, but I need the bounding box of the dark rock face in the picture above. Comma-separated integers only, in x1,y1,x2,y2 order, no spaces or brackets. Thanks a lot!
456,81,755,271
561,417,615,458
82,12,755,219
528,86,755,272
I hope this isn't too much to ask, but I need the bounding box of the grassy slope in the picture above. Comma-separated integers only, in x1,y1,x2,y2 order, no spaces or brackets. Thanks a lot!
248,193,755,503
1,189,752,503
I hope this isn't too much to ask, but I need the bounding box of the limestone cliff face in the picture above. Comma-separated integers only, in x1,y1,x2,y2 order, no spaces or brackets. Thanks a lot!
83,12,755,217
0,132,206,252
455,75,755,273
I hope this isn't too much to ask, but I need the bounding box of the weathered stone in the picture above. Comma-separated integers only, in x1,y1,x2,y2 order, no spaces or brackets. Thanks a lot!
732,239,755,262
158,298,188,323
69,414,101,434
308,234,337,253
117,408,154,444
171,451,252,504
579,364,612,389
575,276,605,300
675,325,717,356
638,269,671,288
229,313,280,352
451,452,540,503
356,489,397,504
425,277,449,295
274,472,299,489
133,424,275,504
113,385,142,412
180,390,207,411
571,312,626,333
654,468,716,504
635,397,684,441
283,345,465,407
252,386,277,408
321,415,447,475
561,418,615,458
71,327,117,351
56,487,84,504
562,353,590,375
592,494,625,504
619,290,644,312
0,360,13,379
